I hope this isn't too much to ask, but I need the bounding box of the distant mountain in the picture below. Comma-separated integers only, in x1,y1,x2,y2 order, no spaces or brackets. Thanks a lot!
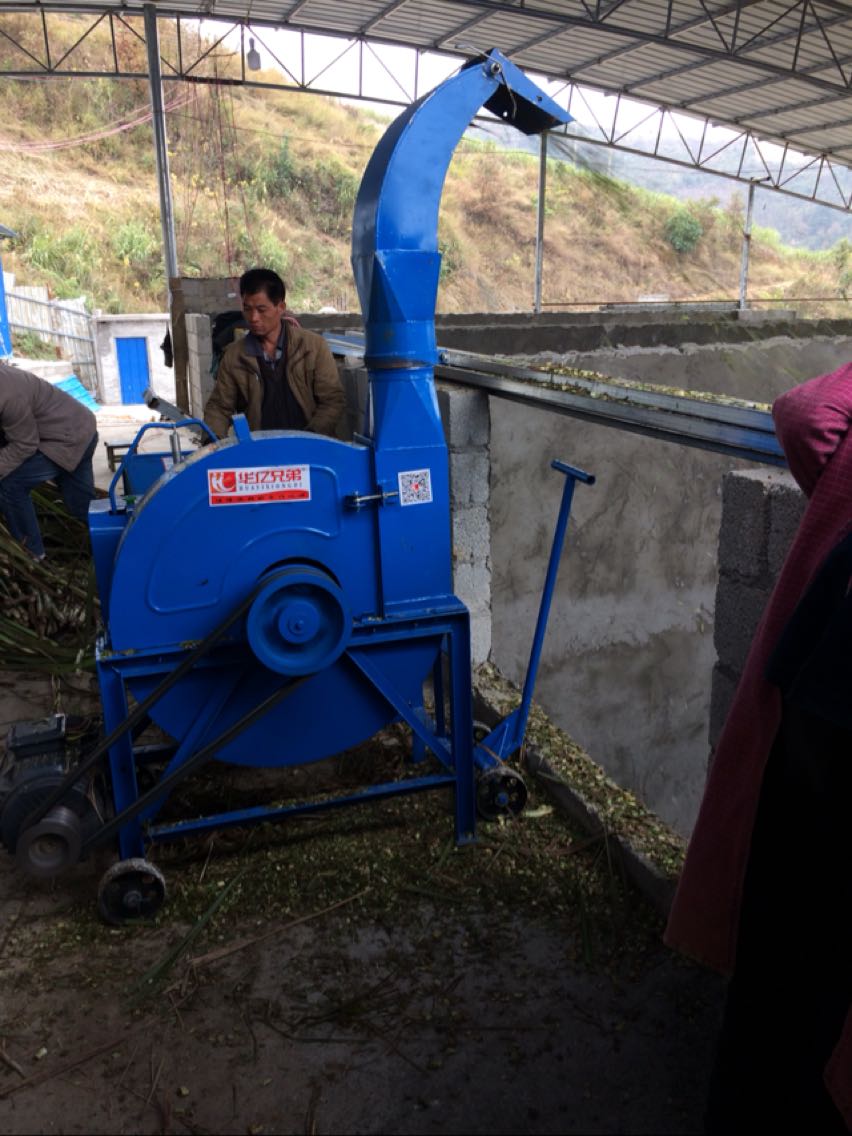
467,120,852,252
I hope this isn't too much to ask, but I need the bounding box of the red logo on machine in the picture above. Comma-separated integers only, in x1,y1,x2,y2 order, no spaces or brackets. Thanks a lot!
208,465,311,505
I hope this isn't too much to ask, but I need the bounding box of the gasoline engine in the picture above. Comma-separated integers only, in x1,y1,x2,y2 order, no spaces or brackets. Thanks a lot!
0,50,593,923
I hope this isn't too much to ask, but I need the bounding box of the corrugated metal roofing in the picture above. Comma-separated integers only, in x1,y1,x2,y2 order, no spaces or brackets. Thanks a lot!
4,0,852,175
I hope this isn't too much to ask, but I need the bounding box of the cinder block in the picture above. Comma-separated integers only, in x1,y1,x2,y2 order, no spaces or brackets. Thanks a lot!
718,470,771,580
469,612,492,665
450,450,490,508
451,505,490,565
186,313,211,337
767,475,806,577
713,576,769,673
708,662,739,751
452,558,491,606
437,385,490,449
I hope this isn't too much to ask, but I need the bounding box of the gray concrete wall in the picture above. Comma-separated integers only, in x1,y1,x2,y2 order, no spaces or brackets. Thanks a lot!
488,331,852,838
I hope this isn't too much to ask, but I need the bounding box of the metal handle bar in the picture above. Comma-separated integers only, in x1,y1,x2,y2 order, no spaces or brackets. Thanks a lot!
108,418,216,512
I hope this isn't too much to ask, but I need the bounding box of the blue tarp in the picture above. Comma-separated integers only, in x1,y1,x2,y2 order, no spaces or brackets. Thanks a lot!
56,375,100,411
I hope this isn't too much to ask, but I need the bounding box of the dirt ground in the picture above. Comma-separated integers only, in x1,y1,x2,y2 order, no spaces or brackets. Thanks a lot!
0,669,725,1136
0,418,725,1134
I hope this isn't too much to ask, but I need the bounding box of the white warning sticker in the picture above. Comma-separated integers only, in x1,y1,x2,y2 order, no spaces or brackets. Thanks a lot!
208,465,311,506
398,468,433,506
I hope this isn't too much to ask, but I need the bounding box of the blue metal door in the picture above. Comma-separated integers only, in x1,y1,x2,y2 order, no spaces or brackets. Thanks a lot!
116,337,150,403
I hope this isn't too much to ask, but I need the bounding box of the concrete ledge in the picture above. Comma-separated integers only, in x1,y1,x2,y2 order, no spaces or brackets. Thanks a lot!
474,672,682,921
524,746,677,919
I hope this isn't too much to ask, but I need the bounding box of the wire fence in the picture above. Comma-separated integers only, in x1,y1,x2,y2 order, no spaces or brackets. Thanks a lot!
3,285,97,390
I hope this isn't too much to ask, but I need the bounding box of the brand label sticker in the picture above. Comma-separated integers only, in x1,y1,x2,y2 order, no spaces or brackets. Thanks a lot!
398,468,432,506
208,465,311,505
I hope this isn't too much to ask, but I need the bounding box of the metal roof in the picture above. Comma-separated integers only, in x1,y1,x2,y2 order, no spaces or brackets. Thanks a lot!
4,1,852,208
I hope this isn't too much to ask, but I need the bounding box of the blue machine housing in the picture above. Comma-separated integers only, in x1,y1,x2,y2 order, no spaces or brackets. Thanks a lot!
27,51,587,887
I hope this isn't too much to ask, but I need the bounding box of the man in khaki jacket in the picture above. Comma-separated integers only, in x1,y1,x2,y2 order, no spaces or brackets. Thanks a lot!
203,267,344,440
0,361,98,559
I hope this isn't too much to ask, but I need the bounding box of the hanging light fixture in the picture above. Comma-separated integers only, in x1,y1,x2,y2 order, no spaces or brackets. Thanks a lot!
246,37,261,72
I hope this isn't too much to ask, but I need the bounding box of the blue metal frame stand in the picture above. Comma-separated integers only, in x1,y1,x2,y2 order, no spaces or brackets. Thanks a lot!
92,602,477,861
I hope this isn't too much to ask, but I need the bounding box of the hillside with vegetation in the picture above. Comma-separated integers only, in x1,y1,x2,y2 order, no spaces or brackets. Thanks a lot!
1,14,851,319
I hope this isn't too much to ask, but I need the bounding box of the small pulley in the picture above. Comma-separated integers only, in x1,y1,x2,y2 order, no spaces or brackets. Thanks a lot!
0,767,101,879
15,807,83,879
476,767,528,820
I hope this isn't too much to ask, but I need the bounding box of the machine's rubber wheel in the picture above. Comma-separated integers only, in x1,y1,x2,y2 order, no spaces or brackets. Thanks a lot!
473,720,492,744
97,858,166,925
476,767,528,820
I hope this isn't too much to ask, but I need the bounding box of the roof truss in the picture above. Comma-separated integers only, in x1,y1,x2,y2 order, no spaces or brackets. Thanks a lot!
2,1,852,211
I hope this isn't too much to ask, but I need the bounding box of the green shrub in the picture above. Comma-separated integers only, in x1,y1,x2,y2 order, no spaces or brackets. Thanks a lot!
301,157,359,237
252,231,290,279
255,137,298,200
664,210,703,255
24,223,98,297
439,233,462,281
11,329,56,360
111,220,158,265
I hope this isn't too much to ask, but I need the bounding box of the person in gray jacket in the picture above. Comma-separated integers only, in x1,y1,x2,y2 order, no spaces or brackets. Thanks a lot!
0,361,98,559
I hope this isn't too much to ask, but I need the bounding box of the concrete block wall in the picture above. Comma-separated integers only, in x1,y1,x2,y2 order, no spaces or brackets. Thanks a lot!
438,386,492,664
709,467,806,750
170,277,241,409
185,312,215,419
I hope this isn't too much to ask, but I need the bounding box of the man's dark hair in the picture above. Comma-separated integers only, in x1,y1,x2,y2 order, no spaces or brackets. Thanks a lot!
239,267,286,304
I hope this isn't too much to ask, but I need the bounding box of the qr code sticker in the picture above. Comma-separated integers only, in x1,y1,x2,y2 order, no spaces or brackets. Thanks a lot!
398,468,433,506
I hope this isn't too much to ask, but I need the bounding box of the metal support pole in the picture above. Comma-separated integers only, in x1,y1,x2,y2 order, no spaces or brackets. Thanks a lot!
738,180,757,312
0,251,12,358
534,131,548,314
143,4,179,297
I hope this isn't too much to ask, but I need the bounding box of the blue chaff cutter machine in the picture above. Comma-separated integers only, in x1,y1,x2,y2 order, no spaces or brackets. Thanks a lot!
0,51,592,922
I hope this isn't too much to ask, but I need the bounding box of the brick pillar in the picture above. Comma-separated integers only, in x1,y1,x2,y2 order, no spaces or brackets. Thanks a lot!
185,313,213,419
709,468,805,749
437,385,492,664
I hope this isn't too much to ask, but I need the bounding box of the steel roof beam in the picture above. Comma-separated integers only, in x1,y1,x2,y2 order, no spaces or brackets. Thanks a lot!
4,4,852,210
622,7,852,111
358,0,411,36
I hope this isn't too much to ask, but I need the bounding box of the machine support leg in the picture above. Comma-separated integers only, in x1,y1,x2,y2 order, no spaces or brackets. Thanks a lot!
447,614,476,844
99,664,146,860
346,619,476,844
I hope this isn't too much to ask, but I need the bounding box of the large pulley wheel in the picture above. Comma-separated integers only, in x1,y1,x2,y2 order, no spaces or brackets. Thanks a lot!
476,767,528,820
97,858,167,925
247,564,351,676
